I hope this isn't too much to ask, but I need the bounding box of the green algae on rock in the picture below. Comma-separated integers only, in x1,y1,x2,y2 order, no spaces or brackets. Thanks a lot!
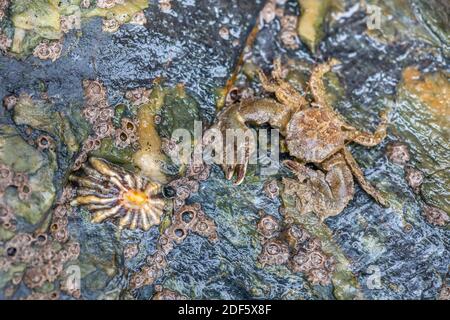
6,0,149,56
12,94,82,154
297,0,330,53
0,125,56,226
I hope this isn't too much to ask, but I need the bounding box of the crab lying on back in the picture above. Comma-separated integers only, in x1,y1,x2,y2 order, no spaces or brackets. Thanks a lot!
212,58,389,217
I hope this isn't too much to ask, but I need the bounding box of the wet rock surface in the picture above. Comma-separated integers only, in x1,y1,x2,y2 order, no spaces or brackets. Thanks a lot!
0,0,449,300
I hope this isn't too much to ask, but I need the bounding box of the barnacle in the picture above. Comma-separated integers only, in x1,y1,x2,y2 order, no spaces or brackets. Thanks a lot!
405,166,424,192
422,205,449,227
263,179,279,199
386,142,410,165
114,117,139,149
280,30,300,50
130,11,147,25
159,0,172,13
130,203,217,289
256,211,280,238
0,0,9,21
97,0,120,9
256,212,336,285
125,87,151,105
2,95,18,111
69,157,166,231
102,18,121,33
219,27,230,40
0,33,12,52
80,0,91,9
114,129,132,149
82,135,102,153
0,203,16,231
0,163,14,194
36,135,54,152
168,177,199,210
258,239,290,266
0,166,32,201
124,243,139,260
93,120,114,139
83,80,107,106
279,15,300,50
152,286,188,300
260,1,276,24
1,232,80,294
33,40,63,62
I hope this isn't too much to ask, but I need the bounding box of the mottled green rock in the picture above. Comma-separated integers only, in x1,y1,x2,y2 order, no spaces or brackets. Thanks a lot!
13,95,81,154
0,125,56,225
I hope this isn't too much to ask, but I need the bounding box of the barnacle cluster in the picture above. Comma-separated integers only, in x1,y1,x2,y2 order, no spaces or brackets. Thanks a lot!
167,161,210,210
97,0,124,9
258,0,299,49
21,291,60,300
257,212,336,286
280,15,300,50
125,87,152,106
33,40,63,62
98,0,147,33
75,80,112,170
70,157,166,231
130,203,218,289
114,117,139,149
0,233,80,298
0,163,31,201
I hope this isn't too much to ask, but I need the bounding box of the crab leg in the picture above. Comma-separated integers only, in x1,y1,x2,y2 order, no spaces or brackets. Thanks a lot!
342,148,388,207
310,58,339,109
351,110,389,147
257,59,308,111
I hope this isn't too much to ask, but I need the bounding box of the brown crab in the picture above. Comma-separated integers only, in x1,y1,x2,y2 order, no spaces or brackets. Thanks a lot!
213,58,388,208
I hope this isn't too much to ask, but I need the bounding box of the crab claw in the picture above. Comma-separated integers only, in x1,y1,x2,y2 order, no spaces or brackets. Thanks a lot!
222,150,251,186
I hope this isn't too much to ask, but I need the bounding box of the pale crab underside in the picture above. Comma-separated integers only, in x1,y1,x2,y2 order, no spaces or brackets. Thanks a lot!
69,157,165,231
